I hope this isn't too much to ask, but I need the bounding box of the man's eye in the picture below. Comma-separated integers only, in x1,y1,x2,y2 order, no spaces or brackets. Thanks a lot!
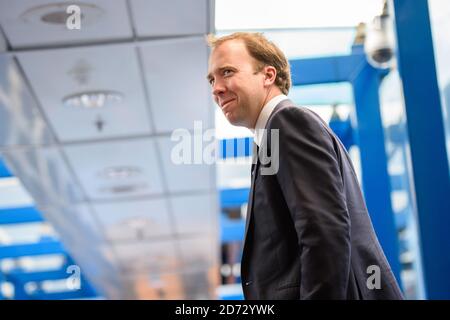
209,78,214,86
223,69,233,76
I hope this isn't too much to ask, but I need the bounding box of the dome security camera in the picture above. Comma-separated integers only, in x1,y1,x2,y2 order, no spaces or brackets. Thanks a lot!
364,2,396,69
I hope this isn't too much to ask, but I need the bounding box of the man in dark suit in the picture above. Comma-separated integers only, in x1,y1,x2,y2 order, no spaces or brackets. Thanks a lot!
207,32,403,300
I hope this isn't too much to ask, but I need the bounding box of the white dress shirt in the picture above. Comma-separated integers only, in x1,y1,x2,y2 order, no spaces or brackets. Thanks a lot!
252,94,288,147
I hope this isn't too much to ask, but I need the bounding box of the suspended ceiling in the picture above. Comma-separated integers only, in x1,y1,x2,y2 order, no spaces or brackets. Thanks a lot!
0,0,219,299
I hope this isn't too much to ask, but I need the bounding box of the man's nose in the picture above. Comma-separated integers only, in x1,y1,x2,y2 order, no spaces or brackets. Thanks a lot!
212,80,226,96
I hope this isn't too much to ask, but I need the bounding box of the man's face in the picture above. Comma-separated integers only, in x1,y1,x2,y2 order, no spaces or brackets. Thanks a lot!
207,40,267,128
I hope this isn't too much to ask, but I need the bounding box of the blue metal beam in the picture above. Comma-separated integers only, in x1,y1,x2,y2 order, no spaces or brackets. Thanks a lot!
0,207,43,225
0,240,64,259
220,137,252,159
329,117,354,150
220,188,250,208
0,159,12,178
4,258,99,300
11,276,97,300
220,213,245,243
24,287,97,300
290,54,366,86
351,64,402,283
5,268,69,283
393,0,450,299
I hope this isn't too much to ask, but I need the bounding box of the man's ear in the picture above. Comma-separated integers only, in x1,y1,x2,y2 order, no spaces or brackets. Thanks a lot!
264,66,277,87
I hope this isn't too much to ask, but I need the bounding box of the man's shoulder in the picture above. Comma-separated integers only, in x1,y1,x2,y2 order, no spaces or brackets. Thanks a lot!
267,102,324,130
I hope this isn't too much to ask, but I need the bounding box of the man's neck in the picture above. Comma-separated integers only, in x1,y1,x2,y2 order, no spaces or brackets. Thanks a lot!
251,87,282,129
251,92,288,147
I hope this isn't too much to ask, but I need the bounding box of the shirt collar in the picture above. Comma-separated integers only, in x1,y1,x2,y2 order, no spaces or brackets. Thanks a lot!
252,94,288,147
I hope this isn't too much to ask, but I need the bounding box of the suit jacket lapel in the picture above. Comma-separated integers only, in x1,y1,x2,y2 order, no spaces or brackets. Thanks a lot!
243,142,259,251
242,99,293,253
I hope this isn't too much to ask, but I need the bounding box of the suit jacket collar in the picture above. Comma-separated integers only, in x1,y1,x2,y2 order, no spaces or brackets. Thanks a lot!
256,98,294,156
252,94,288,147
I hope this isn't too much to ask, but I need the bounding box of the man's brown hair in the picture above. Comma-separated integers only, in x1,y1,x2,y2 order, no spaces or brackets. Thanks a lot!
207,32,291,95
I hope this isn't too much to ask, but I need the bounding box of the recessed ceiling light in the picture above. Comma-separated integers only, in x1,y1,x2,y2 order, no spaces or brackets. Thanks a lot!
100,183,148,194
42,10,76,25
125,217,155,229
98,166,143,179
20,2,104,27
63,90,123,109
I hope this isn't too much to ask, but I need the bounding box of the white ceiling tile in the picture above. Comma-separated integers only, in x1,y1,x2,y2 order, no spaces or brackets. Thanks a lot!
174,269,218,299
0,55,55,147
39,204,101,245
16,43,152,142
0,146,85,207
114,240,180,274
178,235,219,270
93,198,173,241
119,273,185,299
171,193,219,235
63,138,165,201
73,204,104,241
130,0,209,37
121,268,216,299
0,0,133,49
139,37,213,132
156,136,216,193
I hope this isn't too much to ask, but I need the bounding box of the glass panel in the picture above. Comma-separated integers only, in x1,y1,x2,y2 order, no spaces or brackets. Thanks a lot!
379,70,425,299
